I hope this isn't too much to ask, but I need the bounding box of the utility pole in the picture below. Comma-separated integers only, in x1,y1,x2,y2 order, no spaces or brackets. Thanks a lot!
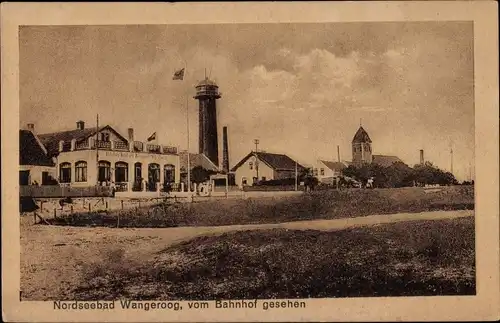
295,160,298,191
254,139,259,182
450,148,454,174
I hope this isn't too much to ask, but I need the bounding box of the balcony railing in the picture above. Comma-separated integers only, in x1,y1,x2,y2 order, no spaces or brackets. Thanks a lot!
113,141,129,151
147,144,161,154
163,146,178,154
133,141,144,152
75,141,89,150
66,138,177,155
96,140,111,149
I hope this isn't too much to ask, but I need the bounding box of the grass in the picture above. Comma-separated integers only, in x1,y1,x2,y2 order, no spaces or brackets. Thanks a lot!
71,216,475,300
45,186,475,228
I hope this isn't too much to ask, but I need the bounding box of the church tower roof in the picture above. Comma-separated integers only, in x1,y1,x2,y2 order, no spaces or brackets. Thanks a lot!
352,126,372,143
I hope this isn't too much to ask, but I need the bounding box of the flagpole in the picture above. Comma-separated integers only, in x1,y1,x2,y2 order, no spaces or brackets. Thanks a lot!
185,61,191,193
173,55,190,193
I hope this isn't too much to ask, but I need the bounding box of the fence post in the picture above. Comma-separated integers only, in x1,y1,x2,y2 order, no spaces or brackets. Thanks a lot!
117,212,120,228
33,212,37,224
70,205,73,215
53,208,57,219
40,201,44,212
121,200,124,210
88,203,91,212
138,200,141,208
105,200,108,210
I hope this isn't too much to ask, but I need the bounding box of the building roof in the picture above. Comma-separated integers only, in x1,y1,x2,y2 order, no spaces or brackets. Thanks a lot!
38,125,128,156
196,77,218,87
231,151,304,172
372,155,404,167
352,126,372,143
179,152,219,172
19,130,55,167
320,160,348,172
38,127,99,156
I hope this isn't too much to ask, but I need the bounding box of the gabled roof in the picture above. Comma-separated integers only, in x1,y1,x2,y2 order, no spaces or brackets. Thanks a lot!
231,151,304,172
372,155,404,167
38,125,128,156
319,160,348,172
352,126,372,143
179,152,219,172
19,130,55,167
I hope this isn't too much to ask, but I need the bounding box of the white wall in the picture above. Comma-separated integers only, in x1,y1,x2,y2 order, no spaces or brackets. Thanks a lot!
234,156,274,187
56,149,180,187
313,160,342,182
19,165,57,185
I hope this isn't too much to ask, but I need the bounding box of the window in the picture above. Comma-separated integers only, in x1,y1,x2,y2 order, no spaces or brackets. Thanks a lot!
100,132,110,142
134,162,142,181
115,162,128,182
249,161,253,170
313,168,318,176
59,162,71,183
19,170,30,185
242,177,247,185
148,163,160,183
75,161,87,182
98,161,111,182
164,164,175,183
320,168,325,176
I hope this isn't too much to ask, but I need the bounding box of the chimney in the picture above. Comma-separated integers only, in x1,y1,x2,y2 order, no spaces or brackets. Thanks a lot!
337,145,341,163
222,126,230,173
27,123,35,133
76,120,85,130
420,149,424,165
128,128,134,142
128,128,135,152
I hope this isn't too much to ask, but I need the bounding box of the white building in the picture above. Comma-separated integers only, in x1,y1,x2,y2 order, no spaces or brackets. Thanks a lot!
35,121,180,192
231,151,304,187
312,160,349,184
19,129,57,185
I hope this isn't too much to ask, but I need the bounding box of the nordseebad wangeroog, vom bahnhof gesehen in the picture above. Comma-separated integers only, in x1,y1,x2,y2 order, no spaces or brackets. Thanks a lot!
19,23,475,302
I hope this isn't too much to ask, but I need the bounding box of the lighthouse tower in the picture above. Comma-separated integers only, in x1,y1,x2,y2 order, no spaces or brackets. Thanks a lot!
194,77,221,167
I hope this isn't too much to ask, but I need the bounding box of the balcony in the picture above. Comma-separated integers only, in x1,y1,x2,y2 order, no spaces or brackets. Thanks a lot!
163,146,178,154
133,141,144,152
113,141,129,151
67,138,178,155
147,144,161,154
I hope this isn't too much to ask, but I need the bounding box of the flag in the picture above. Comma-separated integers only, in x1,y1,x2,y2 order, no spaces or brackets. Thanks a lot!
147,132,156,142
172,68,185,80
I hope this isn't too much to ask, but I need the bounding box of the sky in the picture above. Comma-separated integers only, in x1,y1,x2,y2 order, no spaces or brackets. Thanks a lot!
19,22,475,181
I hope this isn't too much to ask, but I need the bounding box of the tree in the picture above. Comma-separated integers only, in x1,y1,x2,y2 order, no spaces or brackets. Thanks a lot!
343,162,414,188
412,162,458,186
190,166,217,184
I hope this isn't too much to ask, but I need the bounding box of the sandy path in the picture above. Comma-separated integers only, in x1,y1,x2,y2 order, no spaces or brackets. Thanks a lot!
20,210,473,300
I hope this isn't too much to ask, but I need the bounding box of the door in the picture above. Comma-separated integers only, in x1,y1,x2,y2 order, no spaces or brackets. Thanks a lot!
42,172,49,185
19,170,30,185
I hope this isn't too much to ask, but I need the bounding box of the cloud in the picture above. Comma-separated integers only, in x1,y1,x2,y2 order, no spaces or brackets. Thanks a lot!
19,23,474,181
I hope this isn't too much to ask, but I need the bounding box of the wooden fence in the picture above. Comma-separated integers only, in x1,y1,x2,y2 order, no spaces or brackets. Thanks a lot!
19,185,113,198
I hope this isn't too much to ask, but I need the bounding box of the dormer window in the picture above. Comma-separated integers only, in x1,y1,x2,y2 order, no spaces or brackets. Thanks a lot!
249,161,253,170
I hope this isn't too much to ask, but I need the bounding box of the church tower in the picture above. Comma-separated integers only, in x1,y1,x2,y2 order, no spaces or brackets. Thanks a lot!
352,126,373,166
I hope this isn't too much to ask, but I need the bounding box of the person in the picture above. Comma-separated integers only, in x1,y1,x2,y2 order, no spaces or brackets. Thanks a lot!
110,181,116,197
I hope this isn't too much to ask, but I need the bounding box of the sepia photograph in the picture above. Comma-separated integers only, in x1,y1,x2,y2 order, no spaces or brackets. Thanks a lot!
2,2,499,322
